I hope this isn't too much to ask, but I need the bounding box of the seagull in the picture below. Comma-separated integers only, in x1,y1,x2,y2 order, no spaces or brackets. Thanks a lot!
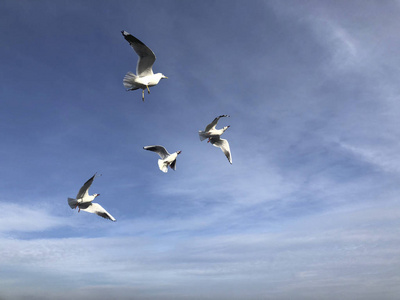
121,30,168,101
199,115,232,164
143,145,182,173
67,173,116,222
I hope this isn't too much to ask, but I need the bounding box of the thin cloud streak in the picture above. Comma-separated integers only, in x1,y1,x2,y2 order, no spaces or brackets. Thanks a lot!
1,200,399,299
0,202,69,234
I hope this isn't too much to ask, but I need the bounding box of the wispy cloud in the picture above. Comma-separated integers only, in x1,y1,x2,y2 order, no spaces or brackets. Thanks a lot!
310,18,360,69
1,200,399,299
0,202,69,234
337,140,400,174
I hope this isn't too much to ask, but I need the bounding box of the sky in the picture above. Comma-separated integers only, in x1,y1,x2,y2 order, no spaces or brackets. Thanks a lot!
1,0,400,299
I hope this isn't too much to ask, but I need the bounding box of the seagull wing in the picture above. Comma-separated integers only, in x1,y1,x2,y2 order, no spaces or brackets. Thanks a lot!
210,137,232,164
121,31,156,77
80,203,116,222
170,159,177,171
143,145,170,160
205,115,230,131
76,173,97,199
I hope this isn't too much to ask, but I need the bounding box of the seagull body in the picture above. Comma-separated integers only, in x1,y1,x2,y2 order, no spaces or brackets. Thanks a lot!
121,30,168,101
67,173,116,222
199,115,232,164
143,145,181,173
198,115,230,141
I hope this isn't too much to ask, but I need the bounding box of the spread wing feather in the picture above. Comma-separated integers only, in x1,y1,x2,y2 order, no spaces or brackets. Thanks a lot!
121,31,156,77
210,137,232,164
170,159,177,170
143,145,170,159
80,203,116,222
76,173,97,199
205,115,230,132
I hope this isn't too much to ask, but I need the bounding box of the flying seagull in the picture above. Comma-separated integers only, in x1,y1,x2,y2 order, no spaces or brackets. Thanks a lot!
143,145,182,173
67,173,116,222
199,115,232,164
121,30,168,101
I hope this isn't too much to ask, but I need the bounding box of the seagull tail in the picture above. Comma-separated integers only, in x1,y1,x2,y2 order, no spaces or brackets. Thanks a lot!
158,159,168,173
68,198,78,209
123,72,139,91
198,131,208,141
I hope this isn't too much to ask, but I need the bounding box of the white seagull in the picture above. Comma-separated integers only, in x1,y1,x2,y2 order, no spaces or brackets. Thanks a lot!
121,30,168,101
67,173,116,222
143,145,182,173
199,115,232,164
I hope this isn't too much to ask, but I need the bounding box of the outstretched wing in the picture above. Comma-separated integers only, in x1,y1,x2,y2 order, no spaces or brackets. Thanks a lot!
205,115,230,132
80,203,116,222
170,159,177,171
76,173,97,199
210,137,232,164
121,30,156,77
143,145,170,159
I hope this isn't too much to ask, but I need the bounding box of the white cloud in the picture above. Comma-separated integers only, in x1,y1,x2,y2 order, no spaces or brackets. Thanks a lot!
320,20,358,63
337,141,400,174
1,200,399,299
0,202,69,234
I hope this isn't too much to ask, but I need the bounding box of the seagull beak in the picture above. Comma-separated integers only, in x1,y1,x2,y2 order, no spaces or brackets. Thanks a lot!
177,150,182,154
163,76,168,79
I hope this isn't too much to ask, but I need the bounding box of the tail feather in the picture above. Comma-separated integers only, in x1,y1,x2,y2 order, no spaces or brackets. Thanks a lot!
123,72,139,90
158,159,168,173
198,131,208,141
68,198,78,209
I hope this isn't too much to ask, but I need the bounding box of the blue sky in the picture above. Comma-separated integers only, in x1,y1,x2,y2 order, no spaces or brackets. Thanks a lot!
1,0,400,299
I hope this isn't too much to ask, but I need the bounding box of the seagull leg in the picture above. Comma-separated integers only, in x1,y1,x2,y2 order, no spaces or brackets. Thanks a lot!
78,207,80,212
146,85,150,94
